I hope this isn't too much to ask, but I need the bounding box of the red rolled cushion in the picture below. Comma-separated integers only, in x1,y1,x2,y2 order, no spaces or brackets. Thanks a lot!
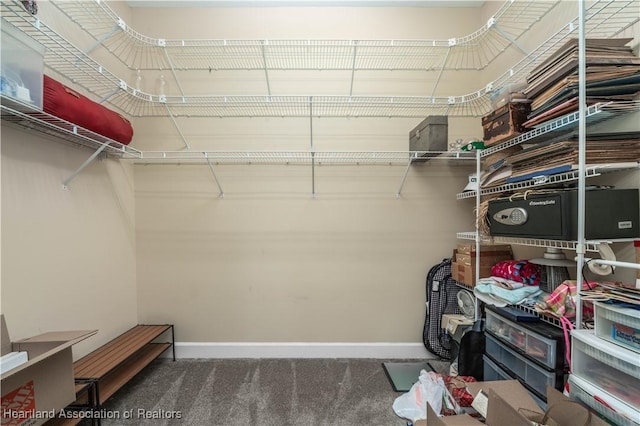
43,74,133,145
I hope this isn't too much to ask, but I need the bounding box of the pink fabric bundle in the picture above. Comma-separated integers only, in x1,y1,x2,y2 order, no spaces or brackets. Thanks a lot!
490,260,542,286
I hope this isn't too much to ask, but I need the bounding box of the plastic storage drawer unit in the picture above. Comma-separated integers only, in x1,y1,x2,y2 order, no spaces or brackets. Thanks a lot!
483,354,547,409
484,333,564,399
483,354,513,381
571,329,640,410
569,375,640,426
594,302,640,353
485,306,563,369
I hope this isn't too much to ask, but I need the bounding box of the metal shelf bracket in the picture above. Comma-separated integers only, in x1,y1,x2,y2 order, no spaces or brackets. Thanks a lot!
396,156,414,198
62,144,108,189
206,158,224,198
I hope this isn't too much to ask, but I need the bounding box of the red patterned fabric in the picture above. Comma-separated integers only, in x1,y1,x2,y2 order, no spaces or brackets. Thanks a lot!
443,375,477,408
490,260,542,286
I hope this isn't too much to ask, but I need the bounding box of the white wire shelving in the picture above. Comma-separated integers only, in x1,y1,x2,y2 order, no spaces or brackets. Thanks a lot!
1,0,638,118
455,100,640,199
457,164,640,199
454,232,628,253
50,0,556,72
0,95,475,165
1,0,638,182
135,149,474,165
0,96,142,159
479,101,640,158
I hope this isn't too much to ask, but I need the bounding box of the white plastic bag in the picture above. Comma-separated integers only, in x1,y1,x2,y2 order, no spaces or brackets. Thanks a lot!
392,370,446,422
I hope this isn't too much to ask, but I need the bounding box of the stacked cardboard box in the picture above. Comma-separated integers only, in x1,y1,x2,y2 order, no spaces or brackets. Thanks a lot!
413,380,609,426
452,244,513,287
1,315,95,426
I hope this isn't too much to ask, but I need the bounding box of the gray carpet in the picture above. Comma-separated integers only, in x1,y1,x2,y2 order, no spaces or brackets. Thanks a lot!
93,358,450,426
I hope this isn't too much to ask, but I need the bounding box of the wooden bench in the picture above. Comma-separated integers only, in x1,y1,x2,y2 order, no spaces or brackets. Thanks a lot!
73,324,174,408
45,382,97,426
45,324,174,426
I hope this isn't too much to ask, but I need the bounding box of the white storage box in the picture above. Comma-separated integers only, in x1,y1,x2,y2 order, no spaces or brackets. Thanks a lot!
569,374,640,426
594,302,640,353
571,329,639,411
1,22,45,110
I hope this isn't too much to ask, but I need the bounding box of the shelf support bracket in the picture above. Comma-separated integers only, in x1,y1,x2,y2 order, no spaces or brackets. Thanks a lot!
396,155,414,198
206,159,224,198
83,25,121,56
491,25,530,57
309,96,316,198
99,86,120,104
311,151,316,199
163,49,186,98
62,144,108,189
261,41,272,97
349,41,358,97
164,104,190,150
431,47,452,98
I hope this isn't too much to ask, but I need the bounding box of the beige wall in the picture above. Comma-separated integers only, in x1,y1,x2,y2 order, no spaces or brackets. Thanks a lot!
129,1,639,345
130,3,484,345
0,2,138,356
135,162,474,342
0,126,138,357
2,0,637,352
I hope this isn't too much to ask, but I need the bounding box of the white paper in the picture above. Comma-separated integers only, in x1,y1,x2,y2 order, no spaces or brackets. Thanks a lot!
471,390,489,418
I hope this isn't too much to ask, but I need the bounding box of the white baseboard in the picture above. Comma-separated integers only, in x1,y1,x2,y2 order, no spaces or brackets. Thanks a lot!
165,342,437,359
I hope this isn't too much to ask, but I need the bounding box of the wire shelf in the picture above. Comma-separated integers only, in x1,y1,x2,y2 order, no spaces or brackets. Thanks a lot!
511,304,567,328
0,96,143,158
454,100,640,199
481,101,640,157
135,150,475,165
2,0,638,118
456,232,486,241
115,94,494,118
0,96,474,164
456,232,604,252
50,0,558,71
456,167,605,200
492,237,601,252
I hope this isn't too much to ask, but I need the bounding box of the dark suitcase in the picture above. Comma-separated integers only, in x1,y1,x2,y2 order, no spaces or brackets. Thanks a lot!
481,102,531,146
43,74,134,145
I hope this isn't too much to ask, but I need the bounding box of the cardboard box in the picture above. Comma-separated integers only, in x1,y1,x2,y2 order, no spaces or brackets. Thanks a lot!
452,246,513,287
452,261,493,287
414,380,609,426
454,251,513,267
1,315,96,426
